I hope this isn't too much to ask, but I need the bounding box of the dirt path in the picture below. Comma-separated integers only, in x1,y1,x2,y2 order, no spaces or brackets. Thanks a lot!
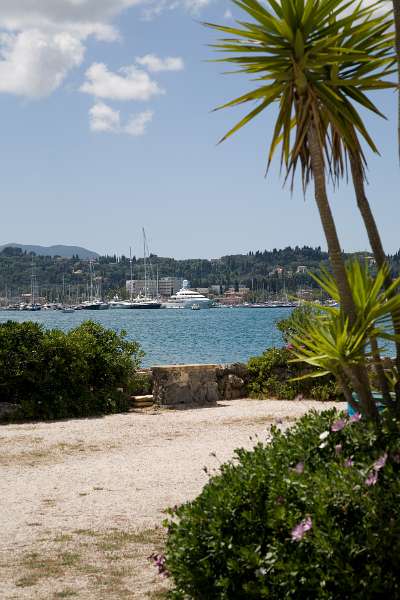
0,399,342,599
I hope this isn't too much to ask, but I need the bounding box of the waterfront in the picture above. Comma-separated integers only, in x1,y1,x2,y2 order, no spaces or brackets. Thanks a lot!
0,307,291,366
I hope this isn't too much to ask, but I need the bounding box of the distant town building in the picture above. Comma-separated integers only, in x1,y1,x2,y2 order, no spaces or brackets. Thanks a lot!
126,277,182,297
210,284,222,295
296,265,308,274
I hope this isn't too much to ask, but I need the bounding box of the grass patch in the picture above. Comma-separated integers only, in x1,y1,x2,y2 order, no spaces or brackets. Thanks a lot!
53,590,78,598
11,526,168,598
0,440,117,467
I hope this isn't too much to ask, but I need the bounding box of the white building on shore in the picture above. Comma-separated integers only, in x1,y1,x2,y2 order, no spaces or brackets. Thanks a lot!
126,277,183,297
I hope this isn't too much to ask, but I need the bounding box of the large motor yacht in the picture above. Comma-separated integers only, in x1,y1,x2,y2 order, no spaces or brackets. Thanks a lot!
163,281,212,309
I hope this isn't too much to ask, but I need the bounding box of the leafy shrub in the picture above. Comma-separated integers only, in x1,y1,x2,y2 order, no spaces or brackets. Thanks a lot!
127,370,153,396
0,320,143,421
276,304,321,344
165,410,400,599
247,347,340,401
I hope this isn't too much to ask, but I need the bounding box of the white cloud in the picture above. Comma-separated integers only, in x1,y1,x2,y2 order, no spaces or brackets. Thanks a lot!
80,62,163,101
136,54,184,72
0,1,140,39
89,101,121,132
125,109,153,135
0,29,84,98
224,9,233,19
89,101,153,135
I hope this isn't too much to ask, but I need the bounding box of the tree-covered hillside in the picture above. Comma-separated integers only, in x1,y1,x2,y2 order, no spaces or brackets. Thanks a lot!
0,245,396,301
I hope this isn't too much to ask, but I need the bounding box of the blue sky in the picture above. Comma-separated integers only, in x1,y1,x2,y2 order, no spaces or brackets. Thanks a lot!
0,0,398,259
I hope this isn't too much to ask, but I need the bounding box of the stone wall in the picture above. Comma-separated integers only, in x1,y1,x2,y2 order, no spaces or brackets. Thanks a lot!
151,363,249,407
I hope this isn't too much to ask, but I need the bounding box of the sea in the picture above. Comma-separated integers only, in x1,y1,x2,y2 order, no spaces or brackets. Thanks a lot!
0,307,292,367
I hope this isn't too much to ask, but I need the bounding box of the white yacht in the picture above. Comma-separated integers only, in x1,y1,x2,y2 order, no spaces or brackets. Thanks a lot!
109,296,136,309
163,281,212,309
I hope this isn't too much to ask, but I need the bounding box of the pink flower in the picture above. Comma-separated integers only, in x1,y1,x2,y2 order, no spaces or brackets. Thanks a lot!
291,516,313,542
294,462,304,475
149,553,170,578
373,453,388,471
349,412,362,423
335,444,342,455
365,471,378,486
286,343,294,350
331,419,346,432
344,458,354,468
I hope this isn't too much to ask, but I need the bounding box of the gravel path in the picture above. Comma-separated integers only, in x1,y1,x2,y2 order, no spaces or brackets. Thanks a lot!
0,399,342,599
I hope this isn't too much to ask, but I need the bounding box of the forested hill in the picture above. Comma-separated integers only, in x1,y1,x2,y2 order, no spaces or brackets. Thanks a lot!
0,245,397,298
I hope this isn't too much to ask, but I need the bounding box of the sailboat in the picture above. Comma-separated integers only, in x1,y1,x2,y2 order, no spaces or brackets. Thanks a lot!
131,229,161,309
24,259,41,311
80,261,109,310
109,247,138,309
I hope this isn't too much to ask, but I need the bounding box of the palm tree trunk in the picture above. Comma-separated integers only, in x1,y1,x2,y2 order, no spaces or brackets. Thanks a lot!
393,0,400,158
349,153,400,408
308,126,356,321
307,124,378,420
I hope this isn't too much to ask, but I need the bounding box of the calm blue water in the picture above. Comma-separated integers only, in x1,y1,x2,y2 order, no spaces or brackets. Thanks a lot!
0,308,291,367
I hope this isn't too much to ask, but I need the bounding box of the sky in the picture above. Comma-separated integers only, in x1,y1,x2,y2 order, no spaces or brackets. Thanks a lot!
0,0,399,260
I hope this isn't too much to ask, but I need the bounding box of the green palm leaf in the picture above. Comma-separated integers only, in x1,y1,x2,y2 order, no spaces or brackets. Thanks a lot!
205,0,396,185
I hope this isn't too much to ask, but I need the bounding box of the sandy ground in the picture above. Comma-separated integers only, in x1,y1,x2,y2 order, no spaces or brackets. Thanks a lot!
0,399,342,599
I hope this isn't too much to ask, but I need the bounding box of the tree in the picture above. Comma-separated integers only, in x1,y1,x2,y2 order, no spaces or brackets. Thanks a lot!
393,0,400,156
206,0,394,419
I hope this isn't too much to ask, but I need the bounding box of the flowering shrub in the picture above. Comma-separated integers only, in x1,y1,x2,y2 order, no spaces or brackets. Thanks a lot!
247,347,340,401
165,410,400,599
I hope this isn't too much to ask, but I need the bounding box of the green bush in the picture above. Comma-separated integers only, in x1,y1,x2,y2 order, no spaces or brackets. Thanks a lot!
247,347,340,401
276,304,321,344
165,410,400,599
0,320,143,421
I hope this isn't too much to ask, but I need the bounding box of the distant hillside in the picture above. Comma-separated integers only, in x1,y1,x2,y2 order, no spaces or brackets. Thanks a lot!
0,243,99,259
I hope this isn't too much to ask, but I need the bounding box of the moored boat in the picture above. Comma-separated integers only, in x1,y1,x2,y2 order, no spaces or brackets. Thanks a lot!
163,281,212,309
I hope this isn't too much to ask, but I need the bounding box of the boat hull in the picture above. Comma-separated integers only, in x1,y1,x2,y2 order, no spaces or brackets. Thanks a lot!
131,302,162,309
80,303,109,310
163,300,212,309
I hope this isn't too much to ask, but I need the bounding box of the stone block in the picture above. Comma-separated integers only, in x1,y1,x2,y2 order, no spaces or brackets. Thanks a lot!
152,364,220,407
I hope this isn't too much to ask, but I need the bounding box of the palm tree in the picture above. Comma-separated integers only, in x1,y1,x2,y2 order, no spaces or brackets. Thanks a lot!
393,0,400,155
205,0,394,418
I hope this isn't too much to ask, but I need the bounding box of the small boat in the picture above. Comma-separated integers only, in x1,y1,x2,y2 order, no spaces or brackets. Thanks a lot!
191,303,200,310
131,298,162,309
79,300,109,310
24,303,42,311
62,307,75,313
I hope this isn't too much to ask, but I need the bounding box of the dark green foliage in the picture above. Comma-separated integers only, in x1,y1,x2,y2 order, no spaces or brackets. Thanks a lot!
127,370,153,396
0,320,143,421
165,410,400,599
0,246,391,299
247,347,340,401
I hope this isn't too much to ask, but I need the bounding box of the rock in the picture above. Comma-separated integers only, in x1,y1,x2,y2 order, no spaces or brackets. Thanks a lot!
224,374,246,400
130,395,154,408
216,363,249,400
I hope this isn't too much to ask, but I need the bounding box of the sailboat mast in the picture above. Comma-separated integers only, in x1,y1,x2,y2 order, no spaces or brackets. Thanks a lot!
143,228,147,298
89,260,94,301
31,259,35,305
129,246,133,301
